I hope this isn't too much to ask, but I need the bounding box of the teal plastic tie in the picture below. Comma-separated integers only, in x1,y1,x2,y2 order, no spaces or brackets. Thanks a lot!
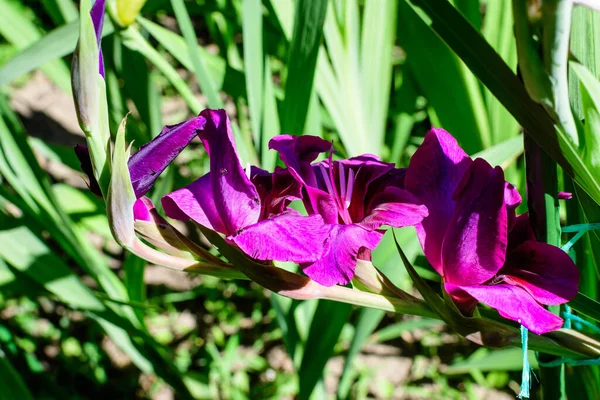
518,325,531,399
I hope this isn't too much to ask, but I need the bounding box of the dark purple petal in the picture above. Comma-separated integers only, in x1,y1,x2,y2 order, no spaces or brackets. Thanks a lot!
133,197,154,222
74,144,102,197
269,135,333,187
129,115,206,198
197,109,261,235
359,187,428,230
90,0,106,77
441,159,508,286
405,128,472,274
230,212,329,263
501,240,580,305
507,213,536,251
162,173,228,234
301,224,383,286
446,283,564,335
250,166,303,219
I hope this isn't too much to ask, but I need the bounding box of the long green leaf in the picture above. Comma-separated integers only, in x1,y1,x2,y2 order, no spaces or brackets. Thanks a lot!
0,0,71,91
0,351,34,400
298,300,352,400
280,0,328,135
337,308,384,399
242,0,264,146
398,0,489,153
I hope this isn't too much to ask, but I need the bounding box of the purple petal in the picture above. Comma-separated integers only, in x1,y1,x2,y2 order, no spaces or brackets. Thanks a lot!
441,159,508,286
405,128,472,274
129,115,206,198
162,173,227,234
359,187,428,230
301,224,383,286
446,283,564,335
500,240,580,305
179,109,260,235
74,144,102,197
90,0,106,77
133,197,154,222
230,212,328,263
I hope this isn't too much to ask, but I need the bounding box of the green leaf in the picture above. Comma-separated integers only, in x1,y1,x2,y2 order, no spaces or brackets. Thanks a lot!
280,0,328,135
572,62,600,180
0,351,34,400
398,0,490,153
445,348,538,374
471,134,523,168
337,308,384,399
170,0,222,109
298,300,351,400
0,0,71,91
569,5,600,120
242,0,264,146
569,293,600,323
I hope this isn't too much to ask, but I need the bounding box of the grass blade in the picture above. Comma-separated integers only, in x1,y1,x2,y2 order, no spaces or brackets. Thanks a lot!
242,0,264,146
298,301,352,400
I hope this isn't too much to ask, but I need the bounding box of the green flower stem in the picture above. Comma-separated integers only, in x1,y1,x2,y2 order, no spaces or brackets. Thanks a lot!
542,0,578,146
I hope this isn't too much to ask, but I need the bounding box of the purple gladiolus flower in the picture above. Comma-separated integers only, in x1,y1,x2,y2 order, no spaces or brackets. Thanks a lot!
75,115,206,198
405,128,579,334
162,109,329,265
269,135,428,286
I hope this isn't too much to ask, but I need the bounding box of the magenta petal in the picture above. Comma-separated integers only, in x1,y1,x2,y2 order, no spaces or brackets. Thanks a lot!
133,197,154,222
558,191,573,200
301,224,383,286
504,181,522,229
405,128,472,274
359,187,428,230
129,115,206,198
501,240,580,305
447,283,564,334
230,212,328,263
162,173,228,233
197,109,261,235
442,159,508,286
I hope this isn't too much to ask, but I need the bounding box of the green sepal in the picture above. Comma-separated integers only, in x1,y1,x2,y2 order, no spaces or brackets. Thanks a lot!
106,116,136,247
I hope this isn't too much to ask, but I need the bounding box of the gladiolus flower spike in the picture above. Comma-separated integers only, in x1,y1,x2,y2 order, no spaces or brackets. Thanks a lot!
405,128,579,335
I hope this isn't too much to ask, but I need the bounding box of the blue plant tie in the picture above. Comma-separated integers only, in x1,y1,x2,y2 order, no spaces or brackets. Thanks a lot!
518,325,531,399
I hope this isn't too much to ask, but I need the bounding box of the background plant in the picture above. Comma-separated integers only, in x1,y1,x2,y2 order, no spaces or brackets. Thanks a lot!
0,0,599,399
